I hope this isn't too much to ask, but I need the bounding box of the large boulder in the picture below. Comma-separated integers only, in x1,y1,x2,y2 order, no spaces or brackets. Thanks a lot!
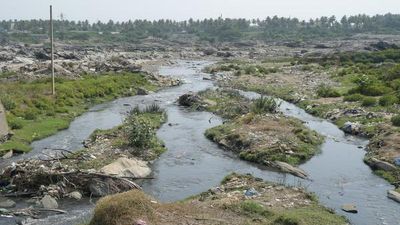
100,157,151,178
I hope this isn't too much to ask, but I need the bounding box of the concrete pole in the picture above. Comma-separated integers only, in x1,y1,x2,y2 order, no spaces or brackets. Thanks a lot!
50,5,55,95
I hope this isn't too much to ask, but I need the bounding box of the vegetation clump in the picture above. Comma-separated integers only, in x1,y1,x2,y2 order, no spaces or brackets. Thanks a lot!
391,115,400,127
316,84,341,98
251,96,281,114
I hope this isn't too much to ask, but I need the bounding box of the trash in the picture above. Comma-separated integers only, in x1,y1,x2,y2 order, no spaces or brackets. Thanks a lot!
244,188,259,197
394,157,400,167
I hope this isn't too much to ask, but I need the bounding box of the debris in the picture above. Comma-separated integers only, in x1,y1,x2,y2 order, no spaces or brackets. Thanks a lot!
244,188,259,197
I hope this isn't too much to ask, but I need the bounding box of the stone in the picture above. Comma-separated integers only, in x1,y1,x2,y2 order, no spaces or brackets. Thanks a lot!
0,197,16,208
137,88,149,95
67,191,82,200
342,122,362,135
368,158,397,171
40,195,58,209
387,190,400,203
341,204,358,213
100,157,151,178
2,150,13,159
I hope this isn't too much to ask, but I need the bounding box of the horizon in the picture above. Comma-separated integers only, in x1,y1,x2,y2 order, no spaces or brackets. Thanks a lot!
0,0,399,22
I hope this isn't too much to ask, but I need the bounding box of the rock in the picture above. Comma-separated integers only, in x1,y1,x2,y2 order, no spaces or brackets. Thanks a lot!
67,191,82,200
394,157,400,167
272,161,308,179
0,197,16,208
40,195,58,209
342,122,362,135
367,158,397,171
342,204,358,213
100,157,151,178
135,219,147,225
137,88,149,95
2,150,13,159
387,190,400,203
178,92,202,107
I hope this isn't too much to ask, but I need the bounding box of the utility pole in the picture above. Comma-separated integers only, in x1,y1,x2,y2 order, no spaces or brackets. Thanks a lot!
50,5,55,95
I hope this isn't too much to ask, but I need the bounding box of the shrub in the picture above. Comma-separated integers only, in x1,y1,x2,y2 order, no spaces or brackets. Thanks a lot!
251,96,281,114
343,93,364,102
316,84,341,98
23,109,38,120
126,115,154,149
144,103,163,113
0,95,16,111
391,115,400,126
379,95,398,106
8,118,23,129
360,84,392,96
361,97,377,107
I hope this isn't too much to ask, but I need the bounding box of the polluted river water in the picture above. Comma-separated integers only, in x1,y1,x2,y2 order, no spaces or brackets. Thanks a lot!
1,61,399,225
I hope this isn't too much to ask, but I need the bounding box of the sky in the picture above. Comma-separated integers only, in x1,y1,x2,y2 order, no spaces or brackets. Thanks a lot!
1,0,400,22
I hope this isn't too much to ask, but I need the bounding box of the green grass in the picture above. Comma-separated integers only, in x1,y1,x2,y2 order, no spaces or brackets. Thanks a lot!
273,205,348,225
0,73,156,155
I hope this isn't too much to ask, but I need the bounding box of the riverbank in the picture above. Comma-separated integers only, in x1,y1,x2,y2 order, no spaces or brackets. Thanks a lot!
205,50,400,192
0,70,179,156
90,173,348,225
0,105,168,221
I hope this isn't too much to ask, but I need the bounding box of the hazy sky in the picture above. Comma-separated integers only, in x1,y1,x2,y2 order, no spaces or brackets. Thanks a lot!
1,0,400,22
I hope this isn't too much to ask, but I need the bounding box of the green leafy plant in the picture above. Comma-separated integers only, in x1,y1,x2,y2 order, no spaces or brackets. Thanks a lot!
251,96,281,114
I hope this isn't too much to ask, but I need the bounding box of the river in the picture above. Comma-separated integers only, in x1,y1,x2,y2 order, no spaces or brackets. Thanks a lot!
1,61,399,225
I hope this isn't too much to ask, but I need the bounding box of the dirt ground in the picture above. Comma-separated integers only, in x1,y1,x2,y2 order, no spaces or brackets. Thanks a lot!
90,173,348,225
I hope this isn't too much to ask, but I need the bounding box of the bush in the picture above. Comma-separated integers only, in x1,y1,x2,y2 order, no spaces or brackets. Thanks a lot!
361,97,377,107
126,115,154,149
343,93,364,102
379,95,398,106
251,96,281,114
316,84,341,98
360,84,392,96
391,115,400,126
23,109,38,120
0,95,16,111
8,118,23,129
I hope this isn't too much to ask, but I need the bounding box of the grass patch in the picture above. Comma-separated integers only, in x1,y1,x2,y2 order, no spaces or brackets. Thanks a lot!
0,73,156,155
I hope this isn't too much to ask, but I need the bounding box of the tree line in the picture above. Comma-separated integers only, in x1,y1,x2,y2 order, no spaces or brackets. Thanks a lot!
1,13,400,43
